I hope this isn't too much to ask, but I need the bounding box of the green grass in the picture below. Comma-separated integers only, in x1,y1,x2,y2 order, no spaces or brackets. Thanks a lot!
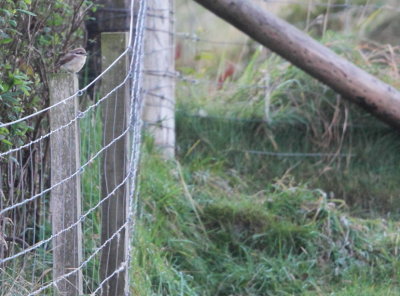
132,144,400,295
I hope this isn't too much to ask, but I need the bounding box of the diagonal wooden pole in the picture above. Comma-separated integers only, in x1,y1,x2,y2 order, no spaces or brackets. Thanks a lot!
192,0,400,130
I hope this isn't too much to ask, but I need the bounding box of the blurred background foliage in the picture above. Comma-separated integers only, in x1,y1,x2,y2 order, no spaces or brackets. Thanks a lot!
174,0,400,215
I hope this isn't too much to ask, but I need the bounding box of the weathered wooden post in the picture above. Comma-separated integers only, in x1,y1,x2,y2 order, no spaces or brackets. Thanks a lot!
100,32,130,296
49,74,83,296
142,0,176,158
88,1,132,294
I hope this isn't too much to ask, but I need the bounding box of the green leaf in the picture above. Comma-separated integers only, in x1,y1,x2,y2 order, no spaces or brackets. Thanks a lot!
18,1,28,10
1,139,12,146
47,13,63,26
0,8,12,17
0,82,9,92
20,85,31,96
7,28,22,35
0,38,13,45
0,127,10,135
8,19,17,27
16,9,36,16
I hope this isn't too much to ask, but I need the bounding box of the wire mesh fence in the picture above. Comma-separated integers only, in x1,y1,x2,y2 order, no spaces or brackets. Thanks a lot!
0,0,147,294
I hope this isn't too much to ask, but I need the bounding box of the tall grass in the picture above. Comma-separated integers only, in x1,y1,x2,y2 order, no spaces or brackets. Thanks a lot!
132,142,400,295
176,32,400,215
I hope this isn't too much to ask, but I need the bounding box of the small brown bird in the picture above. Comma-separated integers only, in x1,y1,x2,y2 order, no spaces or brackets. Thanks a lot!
58,47,87,73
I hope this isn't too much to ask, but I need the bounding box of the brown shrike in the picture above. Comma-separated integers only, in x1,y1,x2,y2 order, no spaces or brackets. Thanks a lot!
58,47,87,73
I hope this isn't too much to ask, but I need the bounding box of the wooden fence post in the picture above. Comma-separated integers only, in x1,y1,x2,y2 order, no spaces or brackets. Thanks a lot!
142,0,176,158
49,73,83,296
100,32,130,296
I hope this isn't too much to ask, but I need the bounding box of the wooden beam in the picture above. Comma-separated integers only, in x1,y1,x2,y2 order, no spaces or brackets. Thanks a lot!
192,0,400,130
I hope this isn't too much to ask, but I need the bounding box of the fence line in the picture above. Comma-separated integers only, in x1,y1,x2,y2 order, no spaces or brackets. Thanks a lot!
0,0,147,294
233,149,355,158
